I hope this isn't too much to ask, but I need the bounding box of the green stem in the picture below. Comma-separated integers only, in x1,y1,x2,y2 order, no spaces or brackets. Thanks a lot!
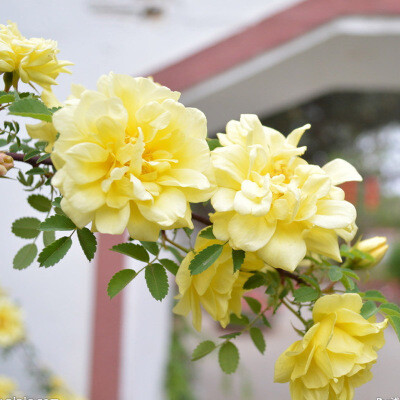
162,233,190,253
281,298,308,327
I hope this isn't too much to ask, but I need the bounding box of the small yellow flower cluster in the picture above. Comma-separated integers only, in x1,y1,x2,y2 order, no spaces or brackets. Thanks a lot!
275,294,387,400
0,376,16,399
0,295,24,347
47,376,87,400
0,21,72,90
0,152,13,177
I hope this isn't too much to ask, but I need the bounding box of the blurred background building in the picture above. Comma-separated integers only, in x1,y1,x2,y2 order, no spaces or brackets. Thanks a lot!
1,0,400,399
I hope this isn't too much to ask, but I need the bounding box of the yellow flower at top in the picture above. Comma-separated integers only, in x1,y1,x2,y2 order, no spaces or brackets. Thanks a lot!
0,376,16,399
274,294,387,400
173,232,265,331
0,297,24,347
51,73,214,239
0,21,72,90
210,115,362,271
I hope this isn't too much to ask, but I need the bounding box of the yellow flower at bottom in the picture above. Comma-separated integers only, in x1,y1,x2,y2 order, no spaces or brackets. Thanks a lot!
0,376,16,398
0,297,24,347
173,233,264,331
274,294,387,400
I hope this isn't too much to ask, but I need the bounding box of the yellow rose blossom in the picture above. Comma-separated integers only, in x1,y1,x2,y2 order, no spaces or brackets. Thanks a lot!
173,232,265,331
0,21,72,90
352,236,389,269
51,73,214,239
210,115,362,271
0,376,16,398
26,85,85,153
0,297,24,347
274,293,387,400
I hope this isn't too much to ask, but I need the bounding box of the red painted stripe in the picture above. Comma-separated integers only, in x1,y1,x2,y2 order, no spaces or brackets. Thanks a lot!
90,234,125,400
152,0,400,91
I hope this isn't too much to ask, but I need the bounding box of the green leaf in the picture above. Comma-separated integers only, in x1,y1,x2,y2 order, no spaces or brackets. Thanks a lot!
199,226,216,240
191,341,216,361
13,244,37,270
360,300,378,319
159,258,179,276
189,244,223,275
361,290,388,303
77,228,97,261
165,245,184,263
219,332,242,339
328,267,343,282
39,215,76,231
261,315,271,328
42,230,56,247
26,167,46,175
8,98,53,122
111,243,149,263
243,296,261,314
229,313,249,326
0,91,15,104
298,274,320,289
145,263,169,301
341,268,360,280
293,286,320,302
12,217,40,239
207,138,222,151
249,327,266,354
38,236,72,267
379,303,400,316
388,315,400,341
243,273,265,290
232,249,245,273
36,153,51,163
23,149,41,161
107,269,137,299
140,241,159,255
218,342,239,374
0,139,8,147
340,275,355,291
27,194,52,212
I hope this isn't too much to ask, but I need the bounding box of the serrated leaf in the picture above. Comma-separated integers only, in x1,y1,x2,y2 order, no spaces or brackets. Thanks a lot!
379,303,400,316
360,300,378,319
189,244,223,275
8,98,53,122
229,313,249,326
107,269,137,299
39,215,76,231
111,243,149,263
191,340,216,361
219,332,242,339
13,244,37,270
145,263,169,301
199,226,216,240
26,167,46,175
0,139,7,147
38,236,72,267
77,228,97,261
0,91,14,104
12,217,40,239
52,197,62,208
232,249,245,273
42,230,55,247
159,258,179,275
249,327,266,354
24,149,41,161
341,268,360,280
27,194,52,212
140,241,159,255
298,275,320,289
261,315,271,328
361,290,388,303
36,153,51,163
328,267,343,282
388,315,400,341
243,296,261,314
293,286,320,302
218,342,239,374
243,273,265,290
340,275,355,291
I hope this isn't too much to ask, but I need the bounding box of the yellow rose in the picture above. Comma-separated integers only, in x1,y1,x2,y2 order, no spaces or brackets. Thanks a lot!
51,73,214,239
173,232,265,331
48,390,87,400
0,376,16,398
26,85,85,153
0,21,72,90
210,115,362,271
274,293,387,400
352,236,389,269
0,297,24,347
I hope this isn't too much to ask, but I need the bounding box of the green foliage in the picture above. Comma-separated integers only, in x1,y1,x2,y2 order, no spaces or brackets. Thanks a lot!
232,249,245,272
191,341,216,361
249,327,266,354
8,97,53,122
189,244,223,275
218,342,239,374
107,269,137,299
360,300,378,319
243,273,265,290
243,296,261,314
145,263,169,301
39,215,76,231
328,266,343,282
27,194,52,213
140,241,159,255
159,258,179,276
198,226,216,240
38,236,72,267
42,231,56,247
206,138,221,151
361,290,387,303
13,244,38,270
111,243,149,263
293,286,320,302
77,228,97,261
12,217,40,239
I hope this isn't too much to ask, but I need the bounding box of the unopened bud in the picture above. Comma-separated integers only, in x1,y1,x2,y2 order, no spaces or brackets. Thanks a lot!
352,236,389,269
0,152,14,176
